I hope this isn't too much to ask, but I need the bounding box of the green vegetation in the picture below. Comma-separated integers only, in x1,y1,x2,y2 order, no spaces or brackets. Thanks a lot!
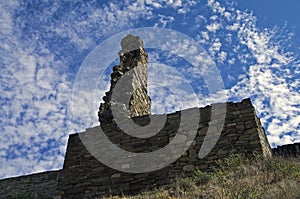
105,154,300,199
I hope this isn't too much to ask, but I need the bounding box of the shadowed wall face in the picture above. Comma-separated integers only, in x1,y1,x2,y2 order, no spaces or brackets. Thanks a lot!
98,34,151,125
53,99,274,199
0,171,59,199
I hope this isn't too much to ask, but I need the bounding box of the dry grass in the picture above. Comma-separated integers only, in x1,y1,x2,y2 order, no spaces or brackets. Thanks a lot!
103,154,300,199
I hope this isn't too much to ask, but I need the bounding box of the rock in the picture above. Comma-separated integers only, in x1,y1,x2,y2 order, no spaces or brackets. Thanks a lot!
183,165,195,172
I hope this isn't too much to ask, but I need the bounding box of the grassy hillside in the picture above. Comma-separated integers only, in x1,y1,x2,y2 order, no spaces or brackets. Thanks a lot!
104,154,300,199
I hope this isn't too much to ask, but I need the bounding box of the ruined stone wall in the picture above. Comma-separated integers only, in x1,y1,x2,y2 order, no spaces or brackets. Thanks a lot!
0,170,59,199
98,34,151,124
273,143,300,157
4,98,300,199
53,98,272,199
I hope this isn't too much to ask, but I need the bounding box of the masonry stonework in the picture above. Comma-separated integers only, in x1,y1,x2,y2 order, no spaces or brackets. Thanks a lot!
0,171,59,199
53,98,273,199
98,34,151,125
0,35,298,199
273,143,300,157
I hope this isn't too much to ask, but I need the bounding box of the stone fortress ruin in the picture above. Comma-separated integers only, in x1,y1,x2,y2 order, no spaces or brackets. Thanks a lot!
0,35,299,199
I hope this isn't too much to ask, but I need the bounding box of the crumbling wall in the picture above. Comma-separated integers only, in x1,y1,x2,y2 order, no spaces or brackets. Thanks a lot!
98,34,151,124
54,98,272,199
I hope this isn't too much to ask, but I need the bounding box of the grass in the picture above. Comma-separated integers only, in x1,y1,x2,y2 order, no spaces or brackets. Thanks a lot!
104,154,300,199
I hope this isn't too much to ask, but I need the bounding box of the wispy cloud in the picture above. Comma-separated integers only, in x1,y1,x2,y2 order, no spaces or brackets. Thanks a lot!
203,0,300,147
0,0,154,179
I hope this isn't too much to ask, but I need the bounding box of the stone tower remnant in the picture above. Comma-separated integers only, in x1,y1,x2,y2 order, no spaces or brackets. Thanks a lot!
98,34,151,125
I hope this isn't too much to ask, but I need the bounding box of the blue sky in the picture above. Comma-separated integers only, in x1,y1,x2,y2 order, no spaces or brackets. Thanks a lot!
239,0,300,45
0,0,299,179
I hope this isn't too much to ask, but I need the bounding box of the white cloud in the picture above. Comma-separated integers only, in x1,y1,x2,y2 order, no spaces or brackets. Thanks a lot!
0,1,19,35
149,62,200,114
200,0,300,147
207,0,225,14
223,11,231,21
155,14,175,27
201,31,209,40
209,38,222,56
167,0,183,8
226,23,240,31
206,22,222,32
145,0,185,10
228,62,300,146
146,0,162,8
217,51,227,63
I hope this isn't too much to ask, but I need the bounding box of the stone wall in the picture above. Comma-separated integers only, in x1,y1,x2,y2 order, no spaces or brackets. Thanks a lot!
273,143,300,157
53,98,272,199
3,98,300,198
0,170,59,199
